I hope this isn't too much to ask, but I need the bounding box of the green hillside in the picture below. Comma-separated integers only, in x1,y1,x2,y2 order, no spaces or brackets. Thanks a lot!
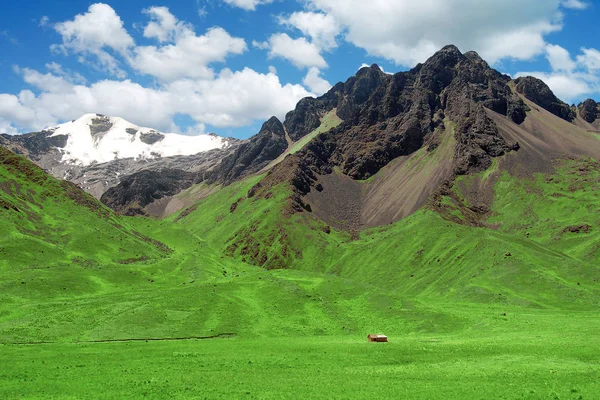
1,145,599,399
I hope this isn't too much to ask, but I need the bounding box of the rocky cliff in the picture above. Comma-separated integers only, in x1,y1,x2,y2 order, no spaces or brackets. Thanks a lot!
578,99,599,123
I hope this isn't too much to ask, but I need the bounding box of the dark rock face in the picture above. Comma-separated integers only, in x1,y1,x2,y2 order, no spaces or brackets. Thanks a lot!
303,45,522,178
514,77,575,121
247,45,530,214
140,131,165,145
90,115,113,136
284,98,324,141
578,99,599,123
0,131,68,159
101,169,199,215
211,117,287,184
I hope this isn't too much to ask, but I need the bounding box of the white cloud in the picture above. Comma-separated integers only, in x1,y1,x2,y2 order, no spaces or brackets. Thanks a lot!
52,5,247,82
0,92,56,131
267,33,327,69
39,16,50,27
165,68,313,127
45,62,87,85
561,0,588,9
546,44,576,72
0,30,19,45
0,118,21,135
279,12,340,51
20,68,75,93
305,0,567,66
302,67,332,96
52,3,134,78
221,0,274,11
577,48,600,72
2,65,312,133
130,27,247,81
142,6,190,43
252,40,269,50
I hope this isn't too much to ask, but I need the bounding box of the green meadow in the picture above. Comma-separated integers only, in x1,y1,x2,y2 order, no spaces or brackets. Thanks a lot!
1,147,599,398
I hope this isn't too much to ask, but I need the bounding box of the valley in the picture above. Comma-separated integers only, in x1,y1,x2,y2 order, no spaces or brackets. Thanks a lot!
1,45,599,399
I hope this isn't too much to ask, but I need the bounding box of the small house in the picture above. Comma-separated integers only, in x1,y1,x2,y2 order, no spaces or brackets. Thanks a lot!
367,334,388,342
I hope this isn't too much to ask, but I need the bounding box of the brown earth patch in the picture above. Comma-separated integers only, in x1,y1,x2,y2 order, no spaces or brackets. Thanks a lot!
563,225,592,234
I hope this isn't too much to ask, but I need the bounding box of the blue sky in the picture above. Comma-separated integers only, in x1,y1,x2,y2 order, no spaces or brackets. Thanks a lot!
0,0,598,138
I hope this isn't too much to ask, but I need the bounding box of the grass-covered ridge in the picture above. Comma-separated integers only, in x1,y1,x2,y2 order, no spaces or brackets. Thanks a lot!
262,109,342,172
0,147,169,269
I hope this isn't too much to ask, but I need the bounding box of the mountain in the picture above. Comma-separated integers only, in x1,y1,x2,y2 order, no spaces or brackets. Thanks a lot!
167,45,600,268
2,45,600,399
218,46,597,232
577,98,600,125
100,46,600,222
0,114,240,198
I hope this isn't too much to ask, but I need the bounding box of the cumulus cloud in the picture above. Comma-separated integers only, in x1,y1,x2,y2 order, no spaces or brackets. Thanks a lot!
130,27,247,81
279,12,340,51
142,6,191,43
0,3,316,135
517,45,600,102
302,67,332,96
577,48,600,72
52,4,248,83
0,92,56,131
165,68,313,127
266,33,327,69
0,118,21,135
221,0,274,11
0,3,321,135
45,62,87,85
252,40,269,50
561,0,589,9
39,16,50,27
546,43,577,72
305,0,570,66
3,64,312,133
52,3,134,78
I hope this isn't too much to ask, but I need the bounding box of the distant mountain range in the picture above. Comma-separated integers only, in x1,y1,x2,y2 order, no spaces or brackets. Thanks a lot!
2,45,599,222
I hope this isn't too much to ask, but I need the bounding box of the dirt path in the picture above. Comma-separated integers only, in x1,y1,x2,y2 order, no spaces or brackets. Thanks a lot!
3,333,236,346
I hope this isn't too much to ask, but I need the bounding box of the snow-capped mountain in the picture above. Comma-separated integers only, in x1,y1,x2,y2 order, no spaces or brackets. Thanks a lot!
0,113,241,199
46,114,231,166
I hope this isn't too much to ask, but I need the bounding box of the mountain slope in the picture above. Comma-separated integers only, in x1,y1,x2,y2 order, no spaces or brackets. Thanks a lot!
171,45,600,274
0,146,170,272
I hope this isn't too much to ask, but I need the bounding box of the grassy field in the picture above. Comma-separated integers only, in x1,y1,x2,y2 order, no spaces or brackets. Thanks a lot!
3,317,599,399
1,147,599,398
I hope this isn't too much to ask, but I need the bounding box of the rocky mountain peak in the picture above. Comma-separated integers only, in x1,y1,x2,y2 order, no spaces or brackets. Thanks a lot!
426,44,466,67
514,76,575,121
243,44,542,229
578,98,599,123
261,116,285,136
356,63,385,76
211,115,287,185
